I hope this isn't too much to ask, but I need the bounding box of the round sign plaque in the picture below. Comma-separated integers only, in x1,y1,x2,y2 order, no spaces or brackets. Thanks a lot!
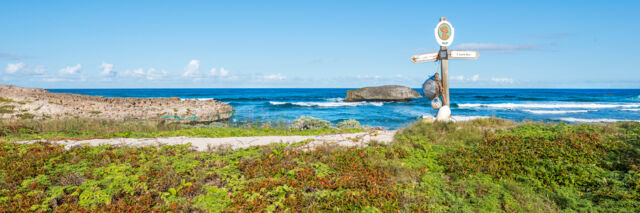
434,20,454,47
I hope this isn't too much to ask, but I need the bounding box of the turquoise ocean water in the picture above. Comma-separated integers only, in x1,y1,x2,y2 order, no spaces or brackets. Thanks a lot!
48,88,640,129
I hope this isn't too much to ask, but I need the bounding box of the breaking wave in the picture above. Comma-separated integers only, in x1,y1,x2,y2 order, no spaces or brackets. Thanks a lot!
523,110,591,114
457,103,640,109
421,114,490,122
269,101,383,107
557,118,640,123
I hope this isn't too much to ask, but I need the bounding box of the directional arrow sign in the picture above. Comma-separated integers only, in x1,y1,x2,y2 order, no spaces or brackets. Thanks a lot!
448,50,479,60
411,51,439,63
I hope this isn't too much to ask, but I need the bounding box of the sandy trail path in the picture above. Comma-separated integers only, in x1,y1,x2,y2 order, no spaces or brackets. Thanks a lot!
18,130,397,151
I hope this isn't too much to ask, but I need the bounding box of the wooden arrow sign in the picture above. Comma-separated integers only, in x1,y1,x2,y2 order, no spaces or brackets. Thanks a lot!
411,17,480,122
411,51,439,63
449,50,479,60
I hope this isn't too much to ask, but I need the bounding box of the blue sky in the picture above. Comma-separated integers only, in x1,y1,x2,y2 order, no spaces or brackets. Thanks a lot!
1,0,639,88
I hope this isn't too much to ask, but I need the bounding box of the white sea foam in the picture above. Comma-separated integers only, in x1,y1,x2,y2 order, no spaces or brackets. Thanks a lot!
421,114,489,122
325,97,344,102
558,118,640,123
458,103,640,109
269,101,383,107
269,101,287,105
523,110,590,114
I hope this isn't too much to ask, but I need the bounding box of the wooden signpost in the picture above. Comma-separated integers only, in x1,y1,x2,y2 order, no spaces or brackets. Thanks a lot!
411,17,479,121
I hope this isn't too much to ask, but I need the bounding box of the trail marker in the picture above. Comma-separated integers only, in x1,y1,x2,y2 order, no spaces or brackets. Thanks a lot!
412,17,479,121
411,51,439,63
435,19,454,47
449,50,479,59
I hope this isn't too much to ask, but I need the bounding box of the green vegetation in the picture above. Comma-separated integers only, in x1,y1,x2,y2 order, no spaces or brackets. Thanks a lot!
1,118,639,212
291,116,332,130
89,110,102,115
0,118,363,142
0,97,13,103
0,105,15,114
15,113,35,120
337,119,361,129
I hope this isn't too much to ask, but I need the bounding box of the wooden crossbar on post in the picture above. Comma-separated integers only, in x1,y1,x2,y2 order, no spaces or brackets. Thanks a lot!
411,17,479,121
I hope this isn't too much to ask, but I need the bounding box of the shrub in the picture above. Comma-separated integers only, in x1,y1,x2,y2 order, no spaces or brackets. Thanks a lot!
16,113,35,119
0,97,13,103
337,119,360,129
291,116,331,130
0,105,15,114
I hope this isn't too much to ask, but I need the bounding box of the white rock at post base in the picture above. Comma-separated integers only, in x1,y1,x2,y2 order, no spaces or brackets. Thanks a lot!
435,105,451,121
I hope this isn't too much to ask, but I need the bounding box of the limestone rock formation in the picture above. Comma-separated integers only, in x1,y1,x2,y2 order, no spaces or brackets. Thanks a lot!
344,85,422,102
0,85,233,122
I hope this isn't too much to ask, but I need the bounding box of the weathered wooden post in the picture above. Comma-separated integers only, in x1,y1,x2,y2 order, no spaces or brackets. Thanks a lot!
411,17,479,121
440,46,449,106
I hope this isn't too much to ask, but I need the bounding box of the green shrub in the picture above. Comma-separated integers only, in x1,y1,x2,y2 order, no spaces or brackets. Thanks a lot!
291,116,331,130
337,119,360,129
16,113,35,119
0,97,13,103
1,118,639,212
0,105,15,114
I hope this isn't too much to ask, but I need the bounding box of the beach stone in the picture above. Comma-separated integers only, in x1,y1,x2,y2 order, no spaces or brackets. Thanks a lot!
344,85,422,102
435,105,451,121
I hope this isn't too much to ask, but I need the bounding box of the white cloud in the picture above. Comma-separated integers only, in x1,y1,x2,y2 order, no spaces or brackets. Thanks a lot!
121,68,146,78
33,66,46,74
356,75,384,80
43,78,66,82
99,62,116,77
455,43,539,53
146,68,168,80
491,77,514,84
4,62,46,75
59,64,82,75
219,67,229,77
451,75,465,81
263,74,287,80
182,60,201,78
449,74,479,82
121,68,167,81
209,67,231,78
5,62,25,74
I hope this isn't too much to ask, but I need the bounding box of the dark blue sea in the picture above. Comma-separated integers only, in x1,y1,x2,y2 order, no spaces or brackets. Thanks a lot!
47,88,640,129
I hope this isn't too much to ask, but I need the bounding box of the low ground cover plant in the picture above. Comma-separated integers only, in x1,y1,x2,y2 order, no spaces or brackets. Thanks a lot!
1,118,639,212
0,118,363,142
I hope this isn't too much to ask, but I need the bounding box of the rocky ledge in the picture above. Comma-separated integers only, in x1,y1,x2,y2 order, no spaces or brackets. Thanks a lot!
0,85,233,122
344,85,422,102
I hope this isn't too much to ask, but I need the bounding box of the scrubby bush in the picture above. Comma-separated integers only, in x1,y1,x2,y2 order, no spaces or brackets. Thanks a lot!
2,117,639,212
337,119,361,129
291,116,331,130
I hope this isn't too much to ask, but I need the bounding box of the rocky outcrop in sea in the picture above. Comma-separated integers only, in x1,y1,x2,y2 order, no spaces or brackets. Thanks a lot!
344,85,422,102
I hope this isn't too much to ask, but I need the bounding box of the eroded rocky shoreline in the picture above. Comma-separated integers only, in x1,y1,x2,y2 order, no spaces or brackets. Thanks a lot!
0,85,233,122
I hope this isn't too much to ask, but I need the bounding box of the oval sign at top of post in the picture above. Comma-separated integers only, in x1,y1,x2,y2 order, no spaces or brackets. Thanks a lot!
434,20,454,47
